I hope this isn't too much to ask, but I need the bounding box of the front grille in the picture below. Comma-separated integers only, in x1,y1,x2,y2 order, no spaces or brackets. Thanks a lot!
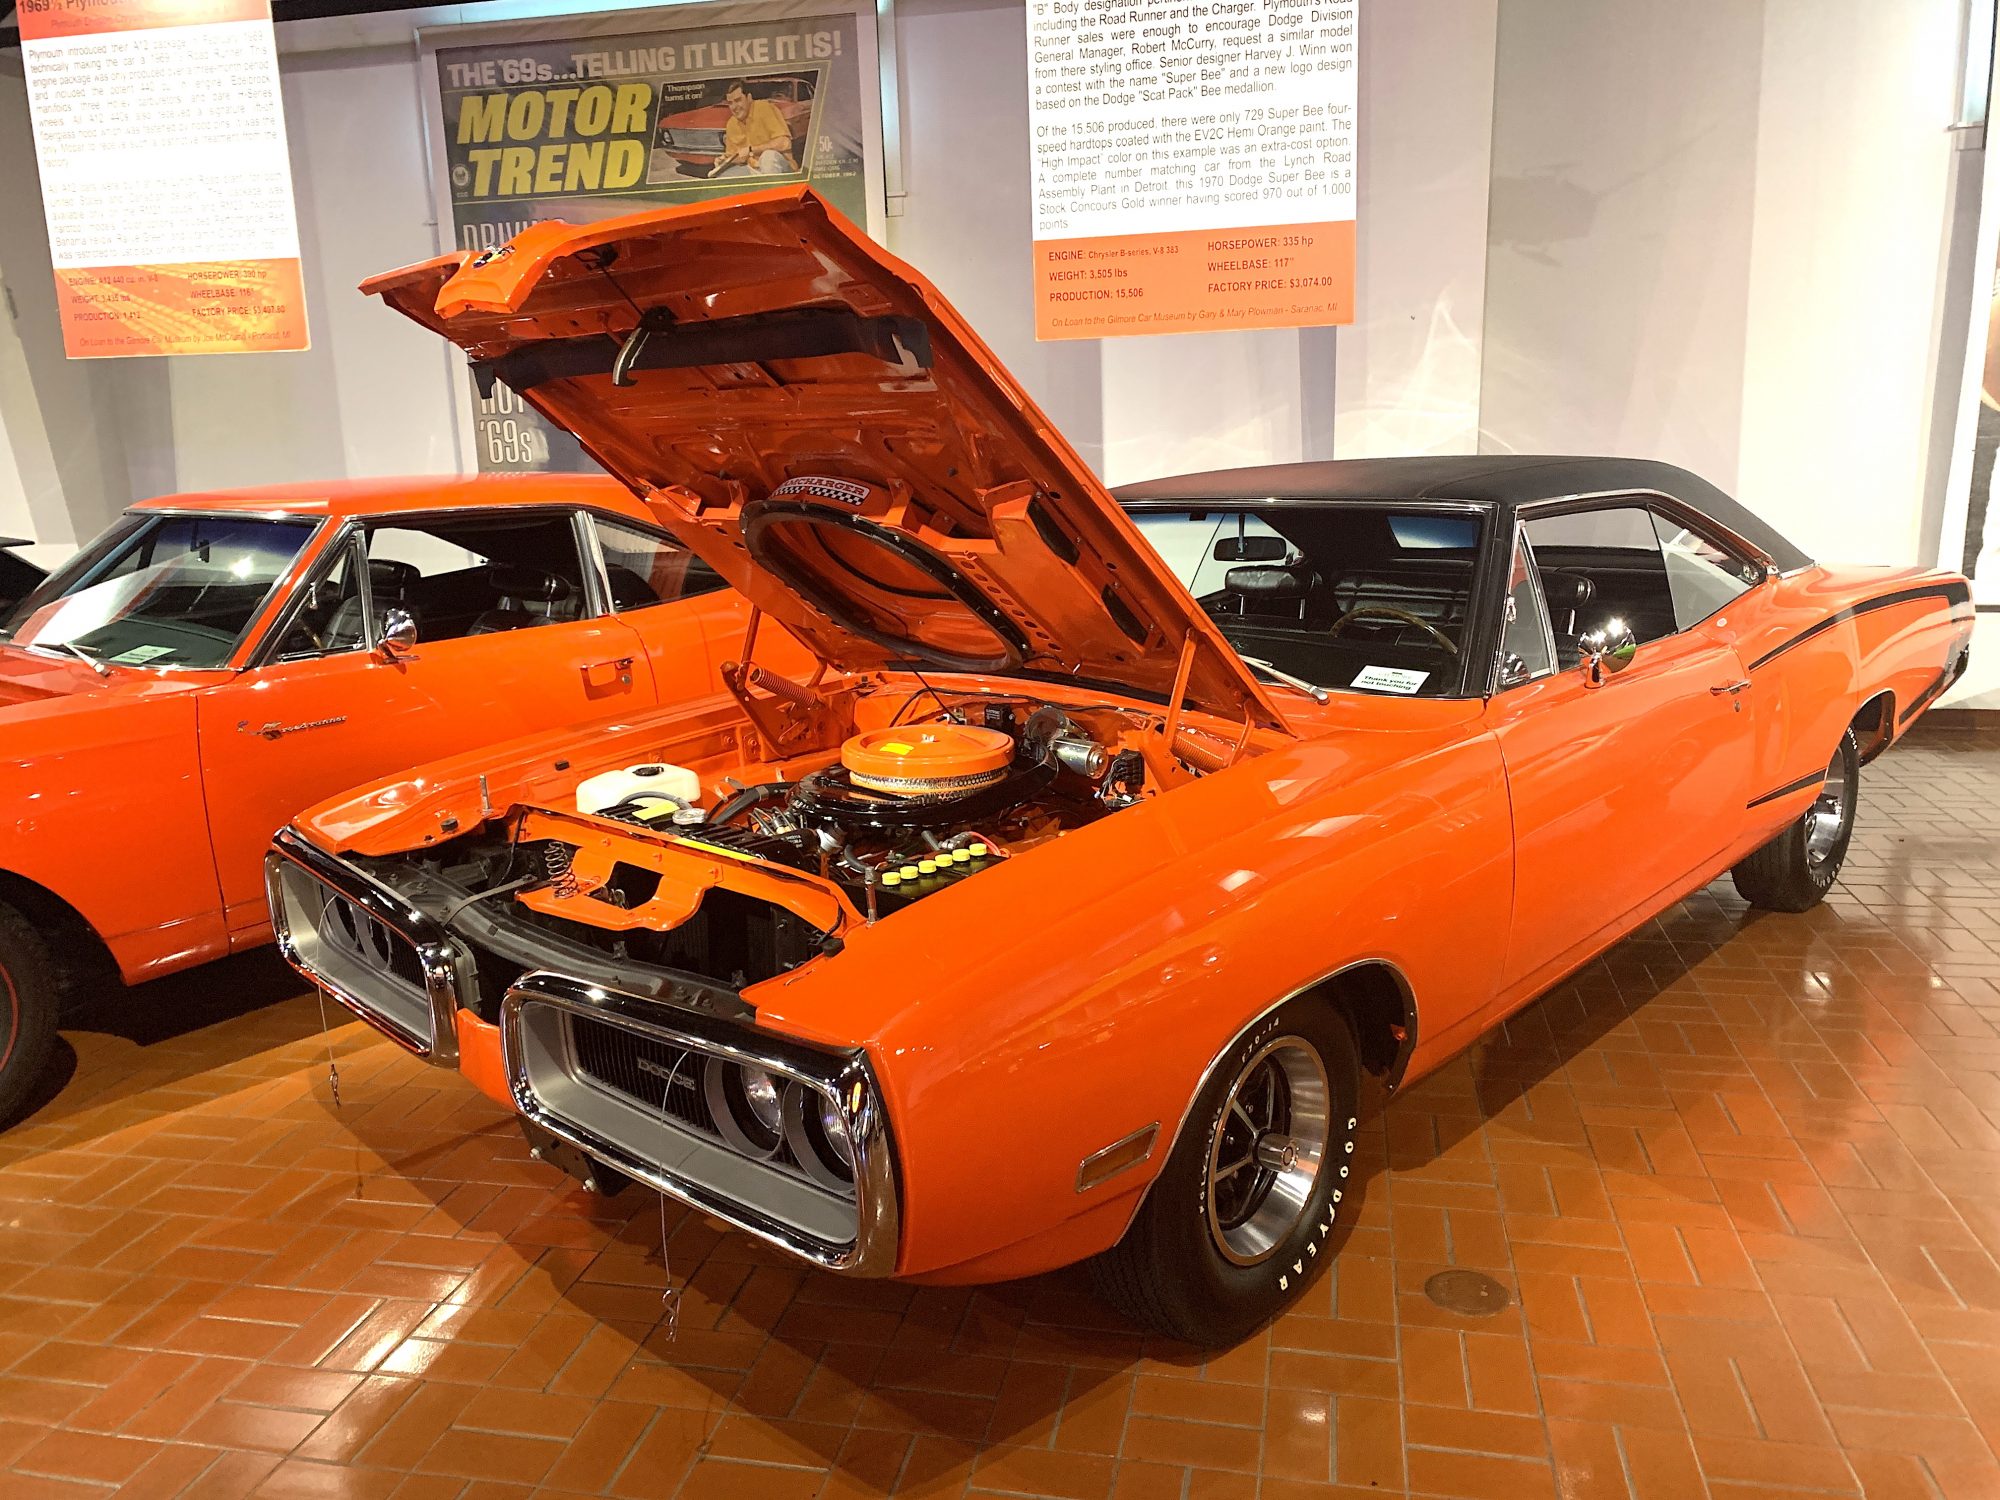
570,1016,712,1133
270,854,445,1055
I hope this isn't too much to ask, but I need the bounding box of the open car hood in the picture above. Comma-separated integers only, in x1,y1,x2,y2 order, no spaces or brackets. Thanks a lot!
362,187,1282,729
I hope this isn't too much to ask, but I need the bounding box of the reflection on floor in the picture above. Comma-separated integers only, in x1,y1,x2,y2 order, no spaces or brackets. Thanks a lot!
2,725,1998,1500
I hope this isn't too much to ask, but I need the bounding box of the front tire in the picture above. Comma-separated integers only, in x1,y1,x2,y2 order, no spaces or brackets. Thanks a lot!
1091,1004,1360,1346
0,902,59,1129
1731,729,1860,912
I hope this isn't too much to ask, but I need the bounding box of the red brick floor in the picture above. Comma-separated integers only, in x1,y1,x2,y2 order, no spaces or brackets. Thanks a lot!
3,726,1999,1499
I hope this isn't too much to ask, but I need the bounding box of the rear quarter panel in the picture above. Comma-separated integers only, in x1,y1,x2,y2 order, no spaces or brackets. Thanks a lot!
1731,565,1971,853
749,708,1512,1280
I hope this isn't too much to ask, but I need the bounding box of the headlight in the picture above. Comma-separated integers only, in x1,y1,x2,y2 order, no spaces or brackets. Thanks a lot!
783,1080,856,1190
704,1059,784,1158
819,1095,855,1170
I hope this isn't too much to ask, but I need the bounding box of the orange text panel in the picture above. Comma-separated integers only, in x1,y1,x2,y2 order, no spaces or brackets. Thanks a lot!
15,0,267,41
1033,222,1355,341
53,259,309,358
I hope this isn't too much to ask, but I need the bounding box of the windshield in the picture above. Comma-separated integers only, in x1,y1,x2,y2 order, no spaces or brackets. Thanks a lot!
1130,502,1489,698
0,512,315,670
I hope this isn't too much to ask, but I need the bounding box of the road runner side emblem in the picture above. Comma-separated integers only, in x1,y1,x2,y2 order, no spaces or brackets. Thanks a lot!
239,716,347,740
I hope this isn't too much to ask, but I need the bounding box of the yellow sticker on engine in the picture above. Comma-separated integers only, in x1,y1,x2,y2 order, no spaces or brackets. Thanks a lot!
880,742,913,755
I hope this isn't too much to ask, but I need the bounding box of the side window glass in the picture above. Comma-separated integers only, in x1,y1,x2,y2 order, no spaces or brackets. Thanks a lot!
1497,534,1555,688
1650,510,1760,629
275,545,364,659
364,513,588,644
1523,505,1678,664
593,517,725,608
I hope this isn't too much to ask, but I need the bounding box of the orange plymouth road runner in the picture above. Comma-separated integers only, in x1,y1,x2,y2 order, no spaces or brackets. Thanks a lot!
269,188,1973,1343
0,473,773,1124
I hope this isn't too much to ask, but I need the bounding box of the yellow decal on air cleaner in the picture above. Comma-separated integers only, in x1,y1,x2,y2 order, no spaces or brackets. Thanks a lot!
881,742,913,756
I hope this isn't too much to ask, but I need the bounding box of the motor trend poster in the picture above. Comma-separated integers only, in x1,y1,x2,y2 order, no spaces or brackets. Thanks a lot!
17,0,308,358
1024,0,1358,340
424,5,879,473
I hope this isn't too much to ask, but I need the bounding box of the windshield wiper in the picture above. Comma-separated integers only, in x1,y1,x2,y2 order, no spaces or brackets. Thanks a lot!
50,639,112,679
1240,656,1329,704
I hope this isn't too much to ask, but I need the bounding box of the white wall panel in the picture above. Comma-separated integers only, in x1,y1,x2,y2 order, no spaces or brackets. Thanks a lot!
1481,0,1765,486
1735,0,1962,567
1336,0,1497,460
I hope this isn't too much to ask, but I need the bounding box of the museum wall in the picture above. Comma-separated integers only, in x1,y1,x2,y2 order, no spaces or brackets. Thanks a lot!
1483,0,1966,572
0,0,1496,531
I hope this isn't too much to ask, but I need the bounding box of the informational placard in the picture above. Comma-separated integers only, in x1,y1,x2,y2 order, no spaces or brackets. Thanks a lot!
421,1,884,472
17,0,308,358
1026,0,1358,340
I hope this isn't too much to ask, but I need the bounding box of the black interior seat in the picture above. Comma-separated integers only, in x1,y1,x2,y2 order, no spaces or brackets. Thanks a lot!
1221,563,1318,620
470,562,576,634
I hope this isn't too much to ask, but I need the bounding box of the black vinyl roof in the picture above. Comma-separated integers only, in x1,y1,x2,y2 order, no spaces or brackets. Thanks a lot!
1112,455,1813,573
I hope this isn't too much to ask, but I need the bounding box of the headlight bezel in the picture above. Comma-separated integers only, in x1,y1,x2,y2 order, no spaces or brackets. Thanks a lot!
501,970,900,1276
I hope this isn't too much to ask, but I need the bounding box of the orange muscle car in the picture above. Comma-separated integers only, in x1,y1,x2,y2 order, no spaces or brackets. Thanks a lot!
267,189,1973,1343
0,473,783,1125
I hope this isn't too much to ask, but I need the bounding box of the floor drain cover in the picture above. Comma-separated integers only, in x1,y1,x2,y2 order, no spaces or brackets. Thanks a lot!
1424,1269,1510,1315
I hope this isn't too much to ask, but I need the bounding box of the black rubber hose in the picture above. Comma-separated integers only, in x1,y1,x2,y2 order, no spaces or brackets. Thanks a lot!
706,782,789,827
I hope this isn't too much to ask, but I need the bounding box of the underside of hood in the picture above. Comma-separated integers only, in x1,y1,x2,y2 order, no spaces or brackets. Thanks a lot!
361,187,1282,730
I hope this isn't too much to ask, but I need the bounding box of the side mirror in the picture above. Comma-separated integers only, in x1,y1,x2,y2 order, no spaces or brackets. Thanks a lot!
376,607,418,661
1577,620,1637,686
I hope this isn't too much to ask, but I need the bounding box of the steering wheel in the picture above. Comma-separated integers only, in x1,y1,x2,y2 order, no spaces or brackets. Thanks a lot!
1329,604,1459,656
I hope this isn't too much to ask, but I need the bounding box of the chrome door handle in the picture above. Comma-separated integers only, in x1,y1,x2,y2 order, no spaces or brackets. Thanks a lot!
584,657,635,687
1709,679,1751,696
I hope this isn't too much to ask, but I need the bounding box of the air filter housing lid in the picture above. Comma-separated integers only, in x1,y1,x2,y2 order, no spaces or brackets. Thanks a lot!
840,724,1013,794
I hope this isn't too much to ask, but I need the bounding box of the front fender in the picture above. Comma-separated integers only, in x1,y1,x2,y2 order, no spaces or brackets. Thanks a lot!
750,720,1512,1279
1,687,225,976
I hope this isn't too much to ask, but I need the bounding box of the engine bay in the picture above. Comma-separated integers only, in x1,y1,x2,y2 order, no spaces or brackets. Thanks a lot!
574,698,1148,913
353,675,1246,1005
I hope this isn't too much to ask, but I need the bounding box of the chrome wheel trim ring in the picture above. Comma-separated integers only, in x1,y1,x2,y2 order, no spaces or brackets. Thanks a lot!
1204,1036,1329,1266
1804,743,1852,874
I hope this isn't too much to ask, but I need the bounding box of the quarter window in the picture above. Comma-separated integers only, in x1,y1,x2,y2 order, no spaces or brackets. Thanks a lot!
1651,511,1760,628
274,542,366,660
593,517,726,609
1497,534,1555,688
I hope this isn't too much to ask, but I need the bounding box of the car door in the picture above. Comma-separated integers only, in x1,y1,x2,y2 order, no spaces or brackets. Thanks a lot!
1486,502,1759,1008
589,511,820,687
196,507,677,938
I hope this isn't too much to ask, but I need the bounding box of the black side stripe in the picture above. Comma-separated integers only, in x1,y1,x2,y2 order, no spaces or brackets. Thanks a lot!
1747,770,1827,809
1888,652,1968,728
1898,666,1955,726
1747,581,1973,672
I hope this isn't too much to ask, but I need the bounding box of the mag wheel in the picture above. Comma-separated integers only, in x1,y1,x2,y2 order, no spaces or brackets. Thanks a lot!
1091,1005,1360,1346
0,902,58,1129
1206,1038,1329,1265
1731,729,1860,913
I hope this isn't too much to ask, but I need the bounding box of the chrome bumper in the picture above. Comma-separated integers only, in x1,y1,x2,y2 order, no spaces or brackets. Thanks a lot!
503,970,901,1277
265,827,473,1067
